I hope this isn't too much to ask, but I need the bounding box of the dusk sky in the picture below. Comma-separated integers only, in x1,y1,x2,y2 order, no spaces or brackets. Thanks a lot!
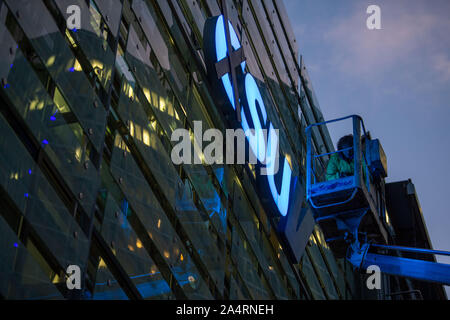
284,0,450,295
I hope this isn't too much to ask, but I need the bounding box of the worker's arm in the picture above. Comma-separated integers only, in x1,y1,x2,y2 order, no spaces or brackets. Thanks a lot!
326,154,340,181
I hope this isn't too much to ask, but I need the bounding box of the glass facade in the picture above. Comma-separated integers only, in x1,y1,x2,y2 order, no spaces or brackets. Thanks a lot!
0,0,365,300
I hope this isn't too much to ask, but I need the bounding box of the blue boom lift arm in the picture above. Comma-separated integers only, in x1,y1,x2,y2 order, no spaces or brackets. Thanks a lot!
348,243,450,286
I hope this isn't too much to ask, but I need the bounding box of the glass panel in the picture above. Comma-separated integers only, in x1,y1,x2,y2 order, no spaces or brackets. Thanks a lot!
190,0,207,29
121,21,227,237
101,194,174,299
276,242,302,299
314,226,347,298
5,0,108,152
93,0,123,36
129,1,233,217
256,1,289,86
178,0,207,37
232,184,289,299
273,0,298,60
241,1,302,165
0,113,90,270
262,0,300,104
141,0,190,97
93,262,128,300
337,258,358,298
204,0,221,16
230,224,270,300
117,23,228,286
0,215,63,300
1,29,100,215
110,133,213,299
307,240,340,299
54,0,115,90
229,275,248,300
114,85,226,295
0,7,15,81
127,4,298,295
131,0,171,71
299,252,326,300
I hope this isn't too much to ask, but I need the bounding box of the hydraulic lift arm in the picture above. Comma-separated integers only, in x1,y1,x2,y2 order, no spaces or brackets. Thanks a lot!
348,243,450,286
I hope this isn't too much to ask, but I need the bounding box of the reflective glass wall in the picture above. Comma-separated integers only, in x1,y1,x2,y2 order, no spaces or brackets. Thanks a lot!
0,0,363,300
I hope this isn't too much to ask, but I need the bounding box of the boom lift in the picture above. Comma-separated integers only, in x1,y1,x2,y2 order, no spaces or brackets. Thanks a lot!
305,115,450,287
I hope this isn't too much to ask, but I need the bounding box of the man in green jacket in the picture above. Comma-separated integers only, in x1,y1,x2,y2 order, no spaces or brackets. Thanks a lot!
326,135,354,181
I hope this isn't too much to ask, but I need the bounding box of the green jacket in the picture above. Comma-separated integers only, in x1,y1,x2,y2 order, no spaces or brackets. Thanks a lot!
326,153,354,181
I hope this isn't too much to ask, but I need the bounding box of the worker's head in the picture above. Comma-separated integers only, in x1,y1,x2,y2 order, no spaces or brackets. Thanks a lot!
337,134,354,161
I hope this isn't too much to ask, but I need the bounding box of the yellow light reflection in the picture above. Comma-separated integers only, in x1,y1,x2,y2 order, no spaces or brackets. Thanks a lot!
151,92,158,106
150,266,157,274
114,135,130,152
75,147,82,162
150,119,157,131
65,29,77,48
159,97,166,112
129,121,135,137
143,129,150,146
143,88,151,103
127,85,134,99
98,258,107,269
310,234,317,245
29,99,44,111
91,59,104,72
285,153,293,170
74,59,83,72
46,56,56,67
52,274,60,284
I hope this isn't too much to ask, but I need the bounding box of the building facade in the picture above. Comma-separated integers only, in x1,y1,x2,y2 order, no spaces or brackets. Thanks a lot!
0,0,443,300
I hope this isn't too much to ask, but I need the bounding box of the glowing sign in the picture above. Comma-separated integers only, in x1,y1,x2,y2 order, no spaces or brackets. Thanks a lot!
203,15,297,217
214,16,245,111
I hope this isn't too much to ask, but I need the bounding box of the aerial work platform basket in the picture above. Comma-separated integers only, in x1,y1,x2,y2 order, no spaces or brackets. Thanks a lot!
306,115,388,257
306,115,450,287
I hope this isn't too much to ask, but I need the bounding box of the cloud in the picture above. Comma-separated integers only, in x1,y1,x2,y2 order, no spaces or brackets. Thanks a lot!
433,53,450,81
322,2,450,79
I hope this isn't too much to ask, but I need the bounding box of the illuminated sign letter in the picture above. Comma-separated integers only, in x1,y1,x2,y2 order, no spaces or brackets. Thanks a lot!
203,15,297,218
